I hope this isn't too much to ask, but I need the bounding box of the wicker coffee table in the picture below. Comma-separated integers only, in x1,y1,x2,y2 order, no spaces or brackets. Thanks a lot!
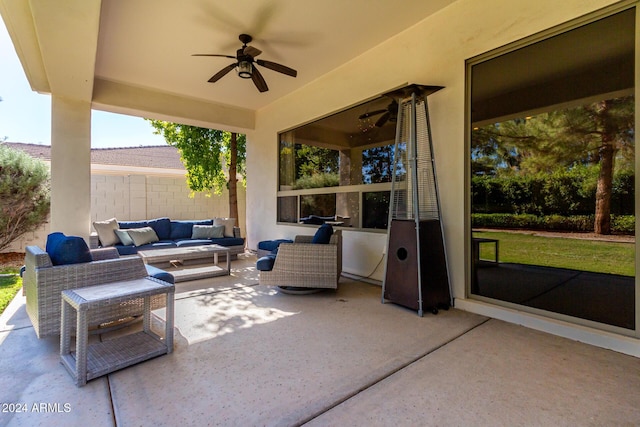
138,245,231,282
60,277,175,387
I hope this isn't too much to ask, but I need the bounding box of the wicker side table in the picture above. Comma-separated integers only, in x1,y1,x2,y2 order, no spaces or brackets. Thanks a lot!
60,277,175,387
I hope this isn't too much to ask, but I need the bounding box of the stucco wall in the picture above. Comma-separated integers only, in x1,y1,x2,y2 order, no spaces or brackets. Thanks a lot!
246,0,622,290
5,172,246,252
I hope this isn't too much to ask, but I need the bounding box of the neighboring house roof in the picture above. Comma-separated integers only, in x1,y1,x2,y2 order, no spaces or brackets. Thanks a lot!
3,142,185,170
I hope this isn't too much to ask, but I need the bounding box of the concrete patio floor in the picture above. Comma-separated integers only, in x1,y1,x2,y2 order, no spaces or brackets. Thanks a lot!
1,254,639,426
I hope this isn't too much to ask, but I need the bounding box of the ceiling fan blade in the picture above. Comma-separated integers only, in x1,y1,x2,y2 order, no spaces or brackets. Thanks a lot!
359,109,387,120
375,112,391,127
208,63,237,83
192,54,236,59
251,67,269,92
243,46,262,58
256,59,297,77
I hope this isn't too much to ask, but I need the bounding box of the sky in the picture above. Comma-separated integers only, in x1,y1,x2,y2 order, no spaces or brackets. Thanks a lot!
0,20,166,148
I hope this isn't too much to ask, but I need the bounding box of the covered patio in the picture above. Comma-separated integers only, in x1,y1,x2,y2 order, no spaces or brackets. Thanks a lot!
1,2,639,420
2,255,639,426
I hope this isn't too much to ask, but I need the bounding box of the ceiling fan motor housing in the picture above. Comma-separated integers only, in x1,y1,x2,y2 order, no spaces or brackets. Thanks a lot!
193,33,296,92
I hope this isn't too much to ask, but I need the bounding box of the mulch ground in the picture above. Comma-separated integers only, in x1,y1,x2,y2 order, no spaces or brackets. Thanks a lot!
0,252,26,269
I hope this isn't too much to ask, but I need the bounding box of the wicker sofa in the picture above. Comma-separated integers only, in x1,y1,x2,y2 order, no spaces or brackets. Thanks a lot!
23,245,168,338
258,230,342,290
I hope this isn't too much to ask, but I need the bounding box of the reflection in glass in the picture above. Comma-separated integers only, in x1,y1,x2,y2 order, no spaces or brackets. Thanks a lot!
469,8,635,330
277,196,297,223
363,191,390,229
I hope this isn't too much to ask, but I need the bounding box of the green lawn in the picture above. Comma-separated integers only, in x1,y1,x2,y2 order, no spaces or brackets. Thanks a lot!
474,231,635,277
0,271,22,315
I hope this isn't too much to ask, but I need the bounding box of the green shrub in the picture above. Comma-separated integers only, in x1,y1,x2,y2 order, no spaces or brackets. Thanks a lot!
611,215,635,234
472,166,630,216
0,143,50,251
472,213,634,234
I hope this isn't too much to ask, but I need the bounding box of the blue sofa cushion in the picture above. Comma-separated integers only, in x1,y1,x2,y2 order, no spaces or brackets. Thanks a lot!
46,233,92,266
136,241,177,251
170,220,213,240
145,265,175,284
118,219,150,230
256,254,277,271
118,218,170,241
147,217,172,240
258,239,293,252
175,239,212,247
211,237,245,247
311,224,333,244
115,240,177,256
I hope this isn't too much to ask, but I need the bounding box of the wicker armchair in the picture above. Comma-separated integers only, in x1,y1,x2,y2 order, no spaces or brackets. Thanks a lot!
23,246,167,338
259,230,342,290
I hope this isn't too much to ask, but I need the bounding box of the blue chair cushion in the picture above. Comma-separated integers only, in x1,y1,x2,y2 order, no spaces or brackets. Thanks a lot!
145,265,175,284
45,232,65,254
46,233,92,266
311,224,333,244
256,254,277,271
258,239,293,252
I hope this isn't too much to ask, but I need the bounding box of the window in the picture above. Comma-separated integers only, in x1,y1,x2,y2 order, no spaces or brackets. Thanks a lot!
467,7,636,331
277,95,401,230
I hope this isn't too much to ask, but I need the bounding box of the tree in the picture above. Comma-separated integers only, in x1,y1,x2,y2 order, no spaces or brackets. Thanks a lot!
146,121,246,221
0,143,50,252
472,95,634,234
570,98,634,234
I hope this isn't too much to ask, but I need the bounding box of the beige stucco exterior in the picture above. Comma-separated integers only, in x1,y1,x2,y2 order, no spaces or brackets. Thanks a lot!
246,0,639,354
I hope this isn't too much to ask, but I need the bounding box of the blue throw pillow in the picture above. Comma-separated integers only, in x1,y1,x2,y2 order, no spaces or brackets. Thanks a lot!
311,224,333,244
46,233,92,266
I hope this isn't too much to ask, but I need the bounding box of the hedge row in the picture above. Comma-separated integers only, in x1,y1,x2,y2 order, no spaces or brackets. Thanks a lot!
472,213,635,234
472,168,634,215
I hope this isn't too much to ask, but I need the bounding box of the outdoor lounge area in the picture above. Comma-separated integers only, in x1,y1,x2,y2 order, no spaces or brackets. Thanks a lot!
1,254,639,425
1,1,639,424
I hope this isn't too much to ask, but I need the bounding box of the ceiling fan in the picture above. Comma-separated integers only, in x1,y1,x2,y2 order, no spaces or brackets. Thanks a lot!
358,100,399,127
192,34,297,93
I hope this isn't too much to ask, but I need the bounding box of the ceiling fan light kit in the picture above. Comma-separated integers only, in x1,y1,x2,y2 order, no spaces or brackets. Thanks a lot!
193,34,297,92
237,61,253,79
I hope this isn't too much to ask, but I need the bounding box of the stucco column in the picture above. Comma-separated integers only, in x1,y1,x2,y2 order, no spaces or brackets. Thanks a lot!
50,96,92,240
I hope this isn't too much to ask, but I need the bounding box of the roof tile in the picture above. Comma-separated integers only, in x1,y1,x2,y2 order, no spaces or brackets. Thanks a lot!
2,142,184,170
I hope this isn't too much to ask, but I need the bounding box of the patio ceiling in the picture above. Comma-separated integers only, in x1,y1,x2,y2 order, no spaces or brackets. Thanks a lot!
0,0,457,131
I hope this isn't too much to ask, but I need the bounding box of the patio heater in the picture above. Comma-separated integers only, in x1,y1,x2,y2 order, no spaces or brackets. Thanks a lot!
381,84,452,316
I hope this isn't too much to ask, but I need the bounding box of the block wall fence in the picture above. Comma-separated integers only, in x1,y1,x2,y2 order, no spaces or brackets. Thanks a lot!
5,173,246,252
